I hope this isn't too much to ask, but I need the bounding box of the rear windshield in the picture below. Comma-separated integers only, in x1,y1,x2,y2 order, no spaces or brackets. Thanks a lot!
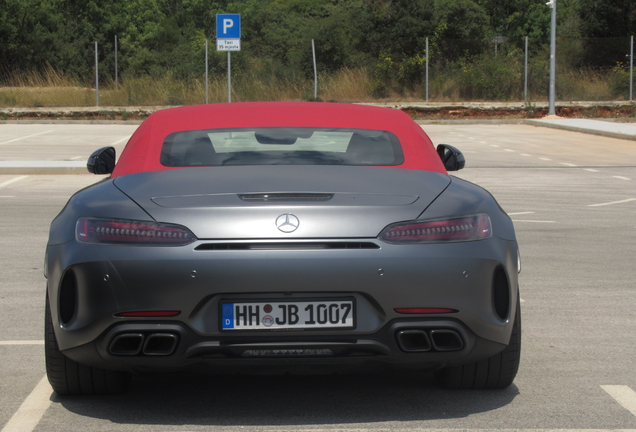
160,127,404,167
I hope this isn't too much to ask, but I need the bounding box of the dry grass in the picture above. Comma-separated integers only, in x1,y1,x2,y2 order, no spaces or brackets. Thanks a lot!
0,65,627,108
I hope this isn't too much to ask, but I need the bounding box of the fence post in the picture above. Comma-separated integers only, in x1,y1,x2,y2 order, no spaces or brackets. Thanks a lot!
95,42,99,107
312,39,318,99
205,39,209,104
524,36,528,104
630,35,633,101
425,37,429,102
114,35,118,90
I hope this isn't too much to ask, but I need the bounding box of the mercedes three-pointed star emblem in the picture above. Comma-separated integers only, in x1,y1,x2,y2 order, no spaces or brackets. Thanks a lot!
276,213,300,233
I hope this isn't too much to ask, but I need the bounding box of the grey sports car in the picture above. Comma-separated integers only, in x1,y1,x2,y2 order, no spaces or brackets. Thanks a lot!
44,102,520,395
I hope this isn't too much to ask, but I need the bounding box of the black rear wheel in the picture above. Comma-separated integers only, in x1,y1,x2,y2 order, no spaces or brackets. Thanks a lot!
435,295,521,389
45,291,131,395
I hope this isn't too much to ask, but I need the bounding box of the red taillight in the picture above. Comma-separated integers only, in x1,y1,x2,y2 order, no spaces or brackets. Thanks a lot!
379,214,492,244
115,311,181,317
394,308,457,314
76,218,195,245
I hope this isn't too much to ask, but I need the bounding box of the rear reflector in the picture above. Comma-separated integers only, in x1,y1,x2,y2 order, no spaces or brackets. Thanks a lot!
379,214,492,244
394,308,457,314
76,218,195,245
115,311,181,317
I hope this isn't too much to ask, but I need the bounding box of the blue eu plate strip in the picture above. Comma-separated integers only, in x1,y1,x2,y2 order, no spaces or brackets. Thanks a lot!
222,303,234,329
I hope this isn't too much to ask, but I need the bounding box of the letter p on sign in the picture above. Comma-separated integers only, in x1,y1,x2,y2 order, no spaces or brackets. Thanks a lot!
223,19,233,34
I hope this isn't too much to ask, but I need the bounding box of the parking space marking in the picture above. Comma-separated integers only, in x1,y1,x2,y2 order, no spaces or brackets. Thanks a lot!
0,130,53,146
540,157,552,161
0,341,44,345
1,375,51,432
511,220,556,223
0,176,28,189
183,429,636,432
589,198,636,207
602,385,636,418
504,149,515,152
520,153,531,156
70,156,82,160
613,176,632,180
110,136,131,146
560,163,577,167
491,144,500,147
585,168,599,172
508,212,535,216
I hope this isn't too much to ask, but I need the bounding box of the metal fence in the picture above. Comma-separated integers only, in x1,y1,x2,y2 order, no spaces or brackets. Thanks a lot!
422,37,634,102
0,37,634,106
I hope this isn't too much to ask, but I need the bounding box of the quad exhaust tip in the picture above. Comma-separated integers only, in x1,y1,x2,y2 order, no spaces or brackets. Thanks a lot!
109,332,178,356
143,333,178,356
396,329,464,353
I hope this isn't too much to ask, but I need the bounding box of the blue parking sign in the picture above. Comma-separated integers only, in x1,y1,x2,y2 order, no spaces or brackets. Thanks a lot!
216,14,241,39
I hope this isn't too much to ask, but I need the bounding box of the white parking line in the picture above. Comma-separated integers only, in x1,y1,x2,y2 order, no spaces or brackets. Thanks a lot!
511,220,556,223
585,168,599,172
185,429,636,432
589,198,636,207
1,375,51,432
602,385,636,417
491,144,500,147
540,157,552,161
508,212,535,216
613,176,631,180
504,149,515,152
560,163,577,167
520,153,531,157
110,136,131,146
0,130,53,146
0,341,44,345
0,176,28,189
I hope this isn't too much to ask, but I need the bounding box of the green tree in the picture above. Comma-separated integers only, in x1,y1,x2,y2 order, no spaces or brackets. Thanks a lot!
579,0,636,37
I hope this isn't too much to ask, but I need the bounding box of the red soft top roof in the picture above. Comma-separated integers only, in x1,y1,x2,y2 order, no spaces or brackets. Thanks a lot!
111,102,446,177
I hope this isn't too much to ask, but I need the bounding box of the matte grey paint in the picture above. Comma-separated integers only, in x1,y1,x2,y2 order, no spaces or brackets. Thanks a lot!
45,163,519,373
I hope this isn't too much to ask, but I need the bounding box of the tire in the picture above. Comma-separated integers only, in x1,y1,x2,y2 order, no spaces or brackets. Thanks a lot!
45,291,131,395
435,296,521,389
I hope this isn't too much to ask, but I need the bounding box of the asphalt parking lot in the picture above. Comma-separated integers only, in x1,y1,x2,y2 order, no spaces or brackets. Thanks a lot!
0,123,635,431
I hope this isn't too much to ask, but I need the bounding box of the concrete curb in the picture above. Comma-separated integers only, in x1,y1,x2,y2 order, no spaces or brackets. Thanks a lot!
525,119,636,142
0,161,88,175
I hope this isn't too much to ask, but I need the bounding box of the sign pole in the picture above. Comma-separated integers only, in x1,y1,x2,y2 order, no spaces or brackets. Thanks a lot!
228,51,232,103
216,14,241,103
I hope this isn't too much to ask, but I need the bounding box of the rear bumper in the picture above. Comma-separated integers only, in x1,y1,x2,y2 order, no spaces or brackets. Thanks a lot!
61,317,508,375
46,235,519,373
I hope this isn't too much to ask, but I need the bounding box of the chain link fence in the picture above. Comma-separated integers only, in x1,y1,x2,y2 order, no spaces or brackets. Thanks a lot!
1,37,634,106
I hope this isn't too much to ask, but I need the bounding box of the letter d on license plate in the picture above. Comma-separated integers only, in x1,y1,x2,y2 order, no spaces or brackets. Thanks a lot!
221,300,355,330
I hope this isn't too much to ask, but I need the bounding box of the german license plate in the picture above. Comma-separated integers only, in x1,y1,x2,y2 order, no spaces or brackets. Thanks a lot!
221,300,355,330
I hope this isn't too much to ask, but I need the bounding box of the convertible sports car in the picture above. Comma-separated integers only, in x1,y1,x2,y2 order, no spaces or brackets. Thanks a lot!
44,102,520,395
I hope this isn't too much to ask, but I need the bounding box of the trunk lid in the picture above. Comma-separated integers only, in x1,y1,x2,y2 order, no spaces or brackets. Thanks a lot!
113,166,450,239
